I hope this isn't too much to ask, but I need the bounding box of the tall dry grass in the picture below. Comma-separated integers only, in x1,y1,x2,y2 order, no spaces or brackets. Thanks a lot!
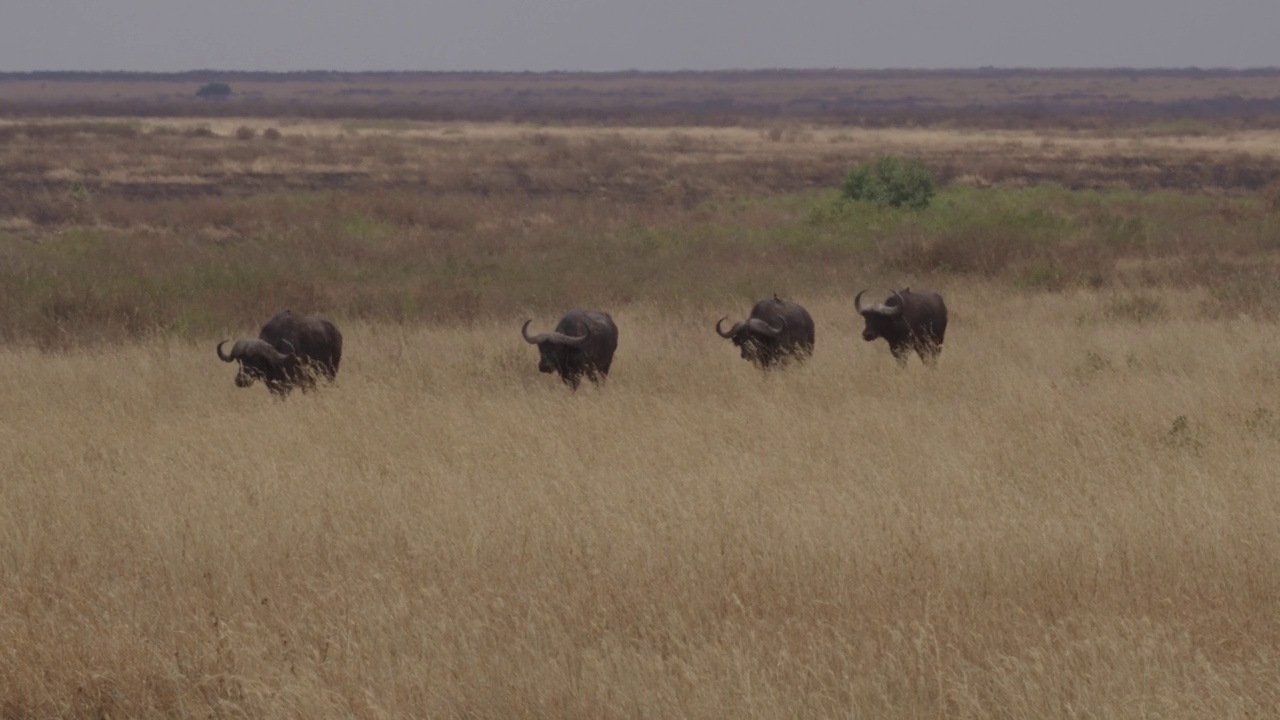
3,287,1280,718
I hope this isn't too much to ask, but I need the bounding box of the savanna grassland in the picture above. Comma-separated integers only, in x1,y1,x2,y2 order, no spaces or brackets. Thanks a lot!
3,70,1280,718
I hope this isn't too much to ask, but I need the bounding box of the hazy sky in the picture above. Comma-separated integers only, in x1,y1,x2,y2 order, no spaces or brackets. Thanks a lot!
2,0,1278,72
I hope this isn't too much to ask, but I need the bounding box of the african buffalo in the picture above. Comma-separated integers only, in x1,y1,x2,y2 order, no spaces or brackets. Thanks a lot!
521,309,619,389
716,296,816,369
854,288,948,366
217,310,343,395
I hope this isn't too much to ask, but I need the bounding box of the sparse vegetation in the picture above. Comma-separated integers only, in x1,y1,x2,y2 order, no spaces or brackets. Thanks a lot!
1,120,1279,345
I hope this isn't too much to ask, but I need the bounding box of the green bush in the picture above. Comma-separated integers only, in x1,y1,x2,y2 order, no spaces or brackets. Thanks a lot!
841,155,936,209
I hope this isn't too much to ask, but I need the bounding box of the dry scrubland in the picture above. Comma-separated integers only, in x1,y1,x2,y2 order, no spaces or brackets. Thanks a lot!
3,290,1280,718
4,71,1280,716
2,115,1280,347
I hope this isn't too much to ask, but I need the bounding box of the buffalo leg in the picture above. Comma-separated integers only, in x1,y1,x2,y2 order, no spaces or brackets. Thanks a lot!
890,344,911,367
918,342,942,367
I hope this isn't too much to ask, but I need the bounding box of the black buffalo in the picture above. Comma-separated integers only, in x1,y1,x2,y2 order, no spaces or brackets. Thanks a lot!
716,296,816,369
217,310,344,395
521,309,619,389
855,288,948,366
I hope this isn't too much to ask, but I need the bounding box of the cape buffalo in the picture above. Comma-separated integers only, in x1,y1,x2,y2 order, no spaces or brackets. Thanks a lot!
217,310,343,395
521,309,619,389
716,296,816,369
855,288,948,366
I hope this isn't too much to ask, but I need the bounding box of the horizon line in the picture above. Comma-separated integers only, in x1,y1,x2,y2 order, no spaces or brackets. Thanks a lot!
4,65,1280,77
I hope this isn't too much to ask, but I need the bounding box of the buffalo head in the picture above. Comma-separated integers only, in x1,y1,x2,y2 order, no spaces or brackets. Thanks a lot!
854,289,905,342
716,315,787,364
217,338,295,393
522,319,590,374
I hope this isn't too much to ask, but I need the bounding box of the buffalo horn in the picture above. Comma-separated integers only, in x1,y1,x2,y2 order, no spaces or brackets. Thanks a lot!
217,339,236,362
548,330,589,346
716,317,745,339
746,316,785,337
855,289,902,316
522,319,589,346
521,319,547,345
242,339,289,363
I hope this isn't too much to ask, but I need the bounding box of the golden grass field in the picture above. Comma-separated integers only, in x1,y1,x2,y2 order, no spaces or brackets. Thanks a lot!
3,72,1280,715
3,287,1280,718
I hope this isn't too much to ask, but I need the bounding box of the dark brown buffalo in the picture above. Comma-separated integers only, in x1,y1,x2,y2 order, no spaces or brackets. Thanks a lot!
716,296,815,369
522,309,619,389
217,310,343,395
855,288,948,366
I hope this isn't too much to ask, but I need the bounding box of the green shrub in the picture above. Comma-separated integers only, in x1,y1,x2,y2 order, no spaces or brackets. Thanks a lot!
841,155,936,209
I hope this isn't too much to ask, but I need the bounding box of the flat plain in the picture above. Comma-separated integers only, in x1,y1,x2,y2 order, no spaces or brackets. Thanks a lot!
2,70,1280,718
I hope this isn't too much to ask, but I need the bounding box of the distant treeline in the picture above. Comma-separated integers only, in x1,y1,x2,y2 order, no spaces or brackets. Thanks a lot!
3,68,1280,128
4,67,1280,82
